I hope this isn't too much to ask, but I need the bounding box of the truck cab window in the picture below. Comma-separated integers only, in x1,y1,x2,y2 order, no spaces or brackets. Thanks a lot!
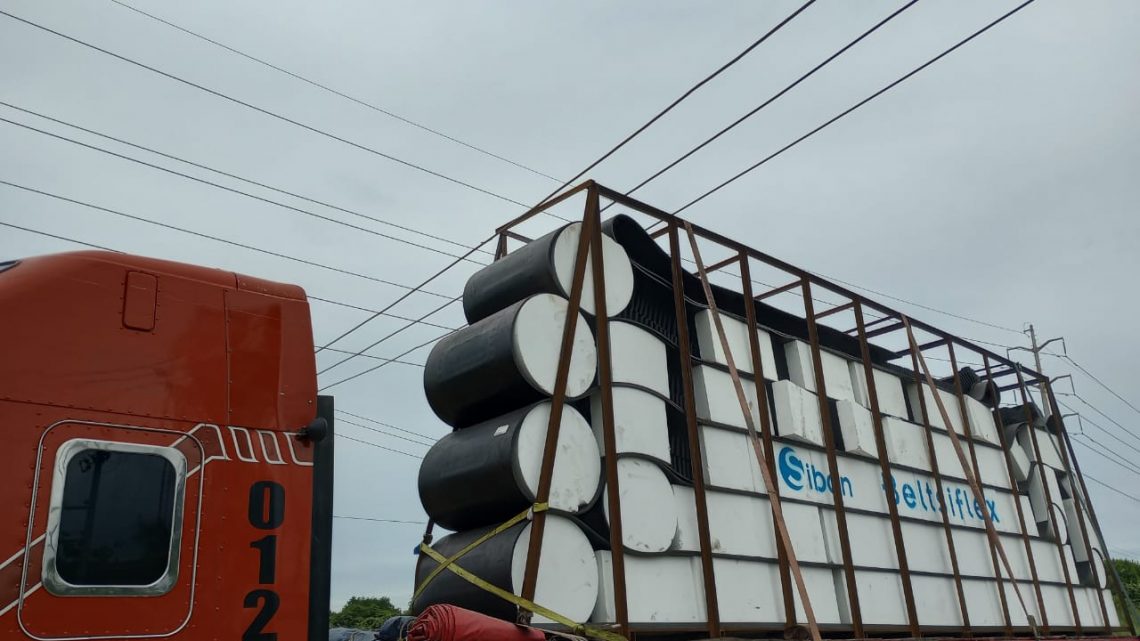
44,440,187,596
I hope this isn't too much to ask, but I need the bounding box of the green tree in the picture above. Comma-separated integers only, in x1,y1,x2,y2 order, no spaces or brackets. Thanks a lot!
1111,558,1140,634
330,596,403,630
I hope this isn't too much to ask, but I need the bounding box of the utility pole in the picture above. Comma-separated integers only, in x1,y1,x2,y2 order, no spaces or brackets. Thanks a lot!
1009,323,1066,417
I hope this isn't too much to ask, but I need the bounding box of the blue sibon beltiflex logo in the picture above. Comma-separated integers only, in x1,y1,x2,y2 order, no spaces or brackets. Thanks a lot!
777,445,853,497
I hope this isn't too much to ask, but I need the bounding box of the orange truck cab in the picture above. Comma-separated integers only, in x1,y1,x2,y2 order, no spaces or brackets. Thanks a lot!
0,251,333,641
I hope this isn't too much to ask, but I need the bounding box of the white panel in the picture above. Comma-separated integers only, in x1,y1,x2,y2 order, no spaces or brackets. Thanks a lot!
706,492,775,557
783,501,830,563
1046,502,1069,544
854,570,907,625
952,527,995,578
852,367,910,419
593,552,705,623
910,574,963,627
1007,440,1031,483
906,384,964,432
1018,494,1036,537
608,321,670,397
1040,584,1076,627
784,340,858,403
837,399,877,456
701,426,765,493
772,380,824,446
964,396,1001,445
1018,426,1064,470
975,444,1012,489
1062,498,1089,563
901,520,953,575
1103,589,1121,628
1028,464,1064,526
671,485,700,552
1002,576,1040,627
931,430,968,481
828,511,898,569
795,567,845,625
883,416,931,470
1031,537,1065,583
591,387,671,465
963,578,1007,627
693,365,761,428
713,558,785,623
693,310,777,381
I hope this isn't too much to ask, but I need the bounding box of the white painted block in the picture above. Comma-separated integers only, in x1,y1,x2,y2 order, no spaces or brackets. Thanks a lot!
910,574,963,627
836,399,877,456
963,578,1007,628
671,485,700,553
783,501,830,563
1062,498,1089,563
1007,439,1032,483
952,527,995,578
693,310,777,381
591,387,671,466
700,426,765,493
932,430,968,480
1003,577,1040,627
1018,426,1064,469
771,380,824,446
795,567,845,625
964,396,1001,445
784,340,859,403
608,321,670,398
854,570,907,625
712,558,784,623
1040,584,1076,627
852,366,910,419
706,492,775,557
1027,464,1064,526
883,416,931,470
603,458,678,553
692,364,761,429
906,384,964,432
901,520,953,575
975,444,1012,489
1031,537,1065,583
593,552,705,623
1018,494,1036,537
827,512,898,570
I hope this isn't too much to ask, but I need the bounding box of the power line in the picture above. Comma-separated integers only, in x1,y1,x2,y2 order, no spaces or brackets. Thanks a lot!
671,0,1037,215
628,0,919,199
0,112,487,268
1059,391,1140,446
308,296,457,333
1,100,493,259
523,0,817,224
0,9,532,209
0,218,459,337
335,433,423,460
318,346,427,368
336,415,435,448
332,515,426,525
320,328,456,392
1082,473,1140,507
1074,433,1140,477
1051,352,1140,417
337,409,440,443
1058,400,1140,453
107,0,562,183
0,178,456,299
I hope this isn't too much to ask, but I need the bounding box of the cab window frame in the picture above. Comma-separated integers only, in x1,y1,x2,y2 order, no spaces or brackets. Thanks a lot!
42,438,188,597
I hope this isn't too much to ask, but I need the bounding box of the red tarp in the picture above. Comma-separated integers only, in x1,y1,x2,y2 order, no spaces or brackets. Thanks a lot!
408,605,547,641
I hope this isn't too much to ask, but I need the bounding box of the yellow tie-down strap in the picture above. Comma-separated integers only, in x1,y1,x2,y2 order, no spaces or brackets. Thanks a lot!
413,504,625,641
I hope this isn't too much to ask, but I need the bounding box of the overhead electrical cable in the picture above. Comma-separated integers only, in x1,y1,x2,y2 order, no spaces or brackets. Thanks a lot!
0,113,488,267
1074,434,1140,476
1082,473,1140,507
1058,400,1140,453
335,416,435,448
308,296,457,332
337,409,440,443
1059,392,1140,446
1049,352,1140,417
335,433,423,460
0,9,533,208
0,179,457,299
107,0,562,183
0,100,493,258
521,0,818,223
332,515,427,525
626,0,920,199
318,346,427,368
320,328,457,392
670,0,1037,215
0,221,118,251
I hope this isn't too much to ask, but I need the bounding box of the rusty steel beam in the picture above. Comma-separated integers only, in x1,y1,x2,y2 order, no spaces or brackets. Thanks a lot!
754,279,802,302
496,180,593,234
668,223,722,637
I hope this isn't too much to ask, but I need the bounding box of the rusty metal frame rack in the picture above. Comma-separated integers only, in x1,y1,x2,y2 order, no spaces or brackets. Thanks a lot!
492,181,1123,640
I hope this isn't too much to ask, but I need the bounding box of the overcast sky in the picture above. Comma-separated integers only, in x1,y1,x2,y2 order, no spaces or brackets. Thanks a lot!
2,0,1138,612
